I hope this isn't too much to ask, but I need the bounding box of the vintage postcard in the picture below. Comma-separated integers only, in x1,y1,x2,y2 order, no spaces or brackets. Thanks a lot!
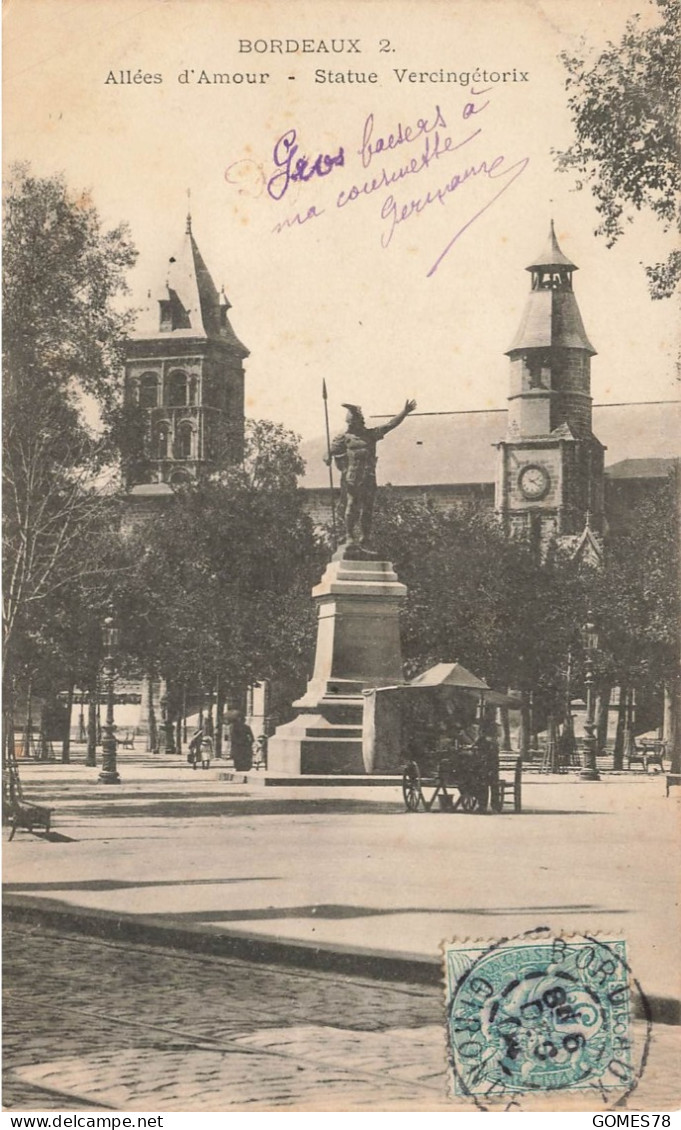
3,0,680,1118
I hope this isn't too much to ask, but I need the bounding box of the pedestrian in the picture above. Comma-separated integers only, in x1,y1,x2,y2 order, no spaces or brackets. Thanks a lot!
188,728,202,770
230,713,254,772
254,733,268,770
200,730,213,770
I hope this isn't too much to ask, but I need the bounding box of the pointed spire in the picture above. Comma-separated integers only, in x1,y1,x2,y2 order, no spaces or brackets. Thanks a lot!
526,219,577,272
507,218,595,356
569,518,604,567
132,214,247,357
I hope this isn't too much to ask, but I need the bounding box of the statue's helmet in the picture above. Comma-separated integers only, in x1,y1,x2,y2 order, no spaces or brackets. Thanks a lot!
341,403,364,424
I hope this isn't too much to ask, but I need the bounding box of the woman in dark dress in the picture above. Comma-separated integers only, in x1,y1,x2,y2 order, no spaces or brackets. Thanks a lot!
230,714,254,772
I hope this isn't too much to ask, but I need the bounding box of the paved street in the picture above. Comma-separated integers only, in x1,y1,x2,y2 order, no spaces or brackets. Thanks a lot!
3,920,680,1113
3,750,681,1110
3,919,445,1111
5,752,681,999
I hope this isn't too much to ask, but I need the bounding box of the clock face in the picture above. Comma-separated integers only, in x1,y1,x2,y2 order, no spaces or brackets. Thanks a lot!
519,463,550,500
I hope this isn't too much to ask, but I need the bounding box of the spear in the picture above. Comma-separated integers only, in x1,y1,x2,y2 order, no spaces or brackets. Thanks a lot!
322,378,338,548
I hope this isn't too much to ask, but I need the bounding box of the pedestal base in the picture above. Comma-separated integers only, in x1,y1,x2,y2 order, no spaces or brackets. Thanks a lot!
98,770,121,784
267,558,406,775
266,714,364,775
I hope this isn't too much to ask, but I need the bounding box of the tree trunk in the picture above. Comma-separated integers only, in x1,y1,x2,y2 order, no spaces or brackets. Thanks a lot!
23,677,34,759
86,684,97,766
3,679,13,763
3,675,16,765
206,680,215,738
668,671,681,775
519,691,531,759
215,677,224,758
663,683,673,744
613,687,628,771
175,710,182,755
39,702,50,760
2,678,16,818
595,684,611,756
78,690,86,742
62,681,74,763
546,714,557,772
530,692,538,754
500,706,511,751
147,673,158,754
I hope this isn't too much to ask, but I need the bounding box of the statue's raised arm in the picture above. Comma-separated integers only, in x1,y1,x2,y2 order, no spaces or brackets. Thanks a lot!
376,399,418,437
330,399,417,557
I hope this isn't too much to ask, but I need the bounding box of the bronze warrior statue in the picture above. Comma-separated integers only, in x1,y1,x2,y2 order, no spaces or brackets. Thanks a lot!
326,399,417,550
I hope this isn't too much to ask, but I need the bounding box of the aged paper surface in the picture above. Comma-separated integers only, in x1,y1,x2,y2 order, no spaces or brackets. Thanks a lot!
3,0,680,1117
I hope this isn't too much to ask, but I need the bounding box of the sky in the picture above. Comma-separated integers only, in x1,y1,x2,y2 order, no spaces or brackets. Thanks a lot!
4,0,679,443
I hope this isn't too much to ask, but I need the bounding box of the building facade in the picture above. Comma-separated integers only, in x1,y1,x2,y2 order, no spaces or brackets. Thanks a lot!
121,216,249,742
301,225,679,557
124,214,248,488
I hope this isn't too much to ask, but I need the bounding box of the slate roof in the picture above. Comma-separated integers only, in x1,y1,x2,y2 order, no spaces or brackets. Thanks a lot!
504,221,595,353
131,217,248,354
300,401,681,489
506,289,596,354
526,220,578,271
606,457,678,480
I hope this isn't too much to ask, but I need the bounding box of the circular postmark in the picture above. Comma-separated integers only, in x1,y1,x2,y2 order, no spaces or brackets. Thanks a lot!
445,929,652,1111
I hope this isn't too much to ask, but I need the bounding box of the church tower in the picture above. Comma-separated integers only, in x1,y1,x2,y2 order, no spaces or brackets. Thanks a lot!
495,221,605,559
124,214,248,487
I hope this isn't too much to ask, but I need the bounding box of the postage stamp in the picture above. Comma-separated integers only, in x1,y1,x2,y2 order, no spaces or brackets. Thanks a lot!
444,929,652,1111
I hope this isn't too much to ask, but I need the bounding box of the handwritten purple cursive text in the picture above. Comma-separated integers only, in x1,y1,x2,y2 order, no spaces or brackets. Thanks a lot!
359,105,448,168
267,129,345,201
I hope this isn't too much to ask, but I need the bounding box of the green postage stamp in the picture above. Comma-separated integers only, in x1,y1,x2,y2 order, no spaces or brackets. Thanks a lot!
444,929,652,1111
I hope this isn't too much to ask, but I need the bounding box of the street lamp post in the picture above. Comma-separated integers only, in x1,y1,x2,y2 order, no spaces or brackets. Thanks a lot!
158,692,176,756
580,609,601,781
98,616,121,784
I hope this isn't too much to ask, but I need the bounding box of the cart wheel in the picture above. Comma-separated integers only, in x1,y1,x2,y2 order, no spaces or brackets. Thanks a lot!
460,791,480,813
402,762,422,812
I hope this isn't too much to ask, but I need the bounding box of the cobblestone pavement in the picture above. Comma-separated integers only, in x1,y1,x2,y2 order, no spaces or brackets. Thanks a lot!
4,920,680,1112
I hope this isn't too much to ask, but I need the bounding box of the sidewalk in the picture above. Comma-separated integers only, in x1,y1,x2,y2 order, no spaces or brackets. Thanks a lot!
4,748,681,1020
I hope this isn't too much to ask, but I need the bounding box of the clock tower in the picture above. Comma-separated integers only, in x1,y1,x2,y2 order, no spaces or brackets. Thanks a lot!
495,221,605,559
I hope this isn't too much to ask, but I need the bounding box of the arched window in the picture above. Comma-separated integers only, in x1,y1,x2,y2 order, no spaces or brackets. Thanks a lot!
188,376,198,406
167,369,188,407
176,421,195,460
155,423,170,460
139,372,159,408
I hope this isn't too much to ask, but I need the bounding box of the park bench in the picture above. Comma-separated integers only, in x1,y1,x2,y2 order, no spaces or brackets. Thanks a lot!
627,739,666,773
493,752,523,813
4,753,53,841
666,773,681,797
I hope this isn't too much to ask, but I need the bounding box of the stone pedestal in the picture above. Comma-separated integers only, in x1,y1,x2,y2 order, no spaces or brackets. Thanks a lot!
267,557,407,774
